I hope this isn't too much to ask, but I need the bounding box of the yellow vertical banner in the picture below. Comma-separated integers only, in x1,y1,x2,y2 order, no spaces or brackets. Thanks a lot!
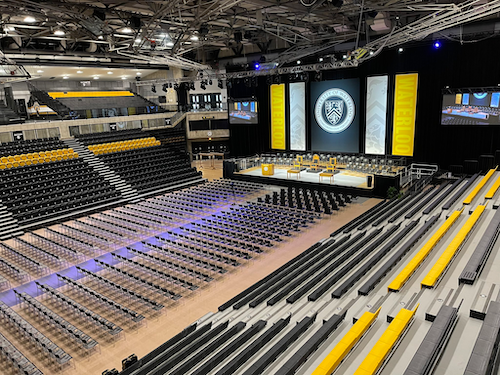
392,73,418,156
270,84,286,150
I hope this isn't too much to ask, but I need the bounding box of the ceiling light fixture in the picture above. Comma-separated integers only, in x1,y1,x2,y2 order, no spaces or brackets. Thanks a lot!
166,41,174,47
122,27,132,33
398,47,403,53
297,60,301,65
190,35,199,41
136,72,141,75
36,70,43,73
54,30,65,36
63,76,69,79
107,71,113,74
369,51,374,55
121,77,127,80
318,57,323,62
98,35,104,40
77,70,83,73
93,76,99,80
24,16,36,23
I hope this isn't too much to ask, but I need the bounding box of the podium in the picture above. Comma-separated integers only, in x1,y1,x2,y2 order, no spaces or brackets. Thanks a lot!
262,163,274,176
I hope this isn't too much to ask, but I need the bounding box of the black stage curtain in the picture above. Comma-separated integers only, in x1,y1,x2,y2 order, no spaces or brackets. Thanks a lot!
228,36,500,169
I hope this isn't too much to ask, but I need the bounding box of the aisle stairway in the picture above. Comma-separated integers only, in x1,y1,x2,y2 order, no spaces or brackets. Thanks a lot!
0,202,23,240
63,139,140,202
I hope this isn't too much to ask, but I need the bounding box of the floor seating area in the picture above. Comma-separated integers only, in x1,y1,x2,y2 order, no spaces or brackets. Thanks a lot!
0,178,339,375
258,186,353,214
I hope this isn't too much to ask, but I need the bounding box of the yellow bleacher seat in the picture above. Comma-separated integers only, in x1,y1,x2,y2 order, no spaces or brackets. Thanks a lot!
354,305,418,375
421,205,486,288
13,162,19,168
56,156,62,161
57,149,63,156
19,161,25,167
485,174,500,199
6,163,12,168
7,156,14,162
26,160,32,166
463,167,497,204
387,209,463,292
0,164,5,170
312,308,381,375
20,154,26,161
32,159,38,164
74,153,79,158
14,155,20,162
26,153,33,160
50,157,56,162
0,157,7,163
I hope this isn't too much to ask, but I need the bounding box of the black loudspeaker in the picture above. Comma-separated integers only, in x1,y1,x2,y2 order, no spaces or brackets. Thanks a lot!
102,369,118,375
130,16,141,29
367,175,373,188
17,99,27,116
122,354,138,370
234,31,242,42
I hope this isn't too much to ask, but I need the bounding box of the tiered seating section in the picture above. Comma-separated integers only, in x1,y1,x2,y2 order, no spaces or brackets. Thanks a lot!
90,136,201,194
0,143,120,225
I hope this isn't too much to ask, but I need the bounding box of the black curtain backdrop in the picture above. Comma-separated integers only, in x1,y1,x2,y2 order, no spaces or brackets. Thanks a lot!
227,37,500,169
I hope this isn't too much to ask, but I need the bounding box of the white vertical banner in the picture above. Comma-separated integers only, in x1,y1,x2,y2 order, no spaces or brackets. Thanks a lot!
365,76,388,155
289,82,306,151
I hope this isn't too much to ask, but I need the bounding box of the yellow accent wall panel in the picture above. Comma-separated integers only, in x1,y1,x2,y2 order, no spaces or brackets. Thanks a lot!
392,73,419,156
48,91,134,99
270,84,286,150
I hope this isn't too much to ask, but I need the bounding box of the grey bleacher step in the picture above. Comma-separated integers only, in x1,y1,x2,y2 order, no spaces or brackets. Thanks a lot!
426,287,456,322
470,281,500,320
0,211,13,219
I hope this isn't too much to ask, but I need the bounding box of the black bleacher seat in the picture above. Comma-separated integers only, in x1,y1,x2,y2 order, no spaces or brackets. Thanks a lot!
0,158,120,224
75,129,147,146
0,138,67,157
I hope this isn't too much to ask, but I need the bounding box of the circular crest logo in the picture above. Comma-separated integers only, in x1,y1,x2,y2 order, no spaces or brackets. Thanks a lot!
314,88,355,133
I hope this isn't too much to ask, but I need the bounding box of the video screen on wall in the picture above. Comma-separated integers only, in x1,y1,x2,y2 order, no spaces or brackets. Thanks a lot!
310,78,360,153
441,91,500,125
229,100,258,124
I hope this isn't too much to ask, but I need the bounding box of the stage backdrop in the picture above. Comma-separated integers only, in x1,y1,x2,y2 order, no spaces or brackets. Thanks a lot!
392,73,419,156
365,76,388,154
289,82,306,151
310,78,360,153
270,84,286,150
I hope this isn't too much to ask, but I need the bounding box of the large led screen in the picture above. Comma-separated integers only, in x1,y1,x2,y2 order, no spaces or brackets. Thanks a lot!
229,100,259,124
441,91,500,125
310,78,360,153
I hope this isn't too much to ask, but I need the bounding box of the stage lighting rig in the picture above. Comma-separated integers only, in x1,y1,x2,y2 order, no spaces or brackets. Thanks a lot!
162,83,168,92
151,85,156,93
217,80,223,89
200,80,207,90
173,83,179,90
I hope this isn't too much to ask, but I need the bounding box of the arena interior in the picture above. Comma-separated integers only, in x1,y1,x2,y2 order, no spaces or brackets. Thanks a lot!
1,1,500,375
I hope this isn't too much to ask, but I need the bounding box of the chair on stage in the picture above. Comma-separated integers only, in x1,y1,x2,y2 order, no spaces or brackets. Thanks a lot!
310,154,321,171
320,157,336,184
287,155,303,179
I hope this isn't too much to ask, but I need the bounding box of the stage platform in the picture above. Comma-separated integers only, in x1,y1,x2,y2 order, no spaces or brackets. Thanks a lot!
236,166,371,188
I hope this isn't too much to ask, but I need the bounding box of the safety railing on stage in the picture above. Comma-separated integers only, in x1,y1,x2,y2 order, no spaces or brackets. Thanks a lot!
400,163,439,189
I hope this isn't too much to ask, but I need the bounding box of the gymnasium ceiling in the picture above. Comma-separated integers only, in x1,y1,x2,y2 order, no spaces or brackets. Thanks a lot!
1,0,500,72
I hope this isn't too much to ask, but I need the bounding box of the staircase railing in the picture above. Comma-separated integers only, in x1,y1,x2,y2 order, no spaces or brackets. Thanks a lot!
26,82,71,118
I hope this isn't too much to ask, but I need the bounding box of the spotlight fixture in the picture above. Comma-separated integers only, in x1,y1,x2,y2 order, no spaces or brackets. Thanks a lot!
151,85,156,93
342,54,347,59
169,83,173,88
254,63,260,70
208,79,212,85
98,35,104,40
190,82,195,90
318,57,323,62
122,27,132,33
315,71,322,81
200,81,207,90
217,80,223,89
173,83,179,90
296,60,301,65
369,51,374,55
434,41,441,48
398,47,403,53
162,83,168,92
